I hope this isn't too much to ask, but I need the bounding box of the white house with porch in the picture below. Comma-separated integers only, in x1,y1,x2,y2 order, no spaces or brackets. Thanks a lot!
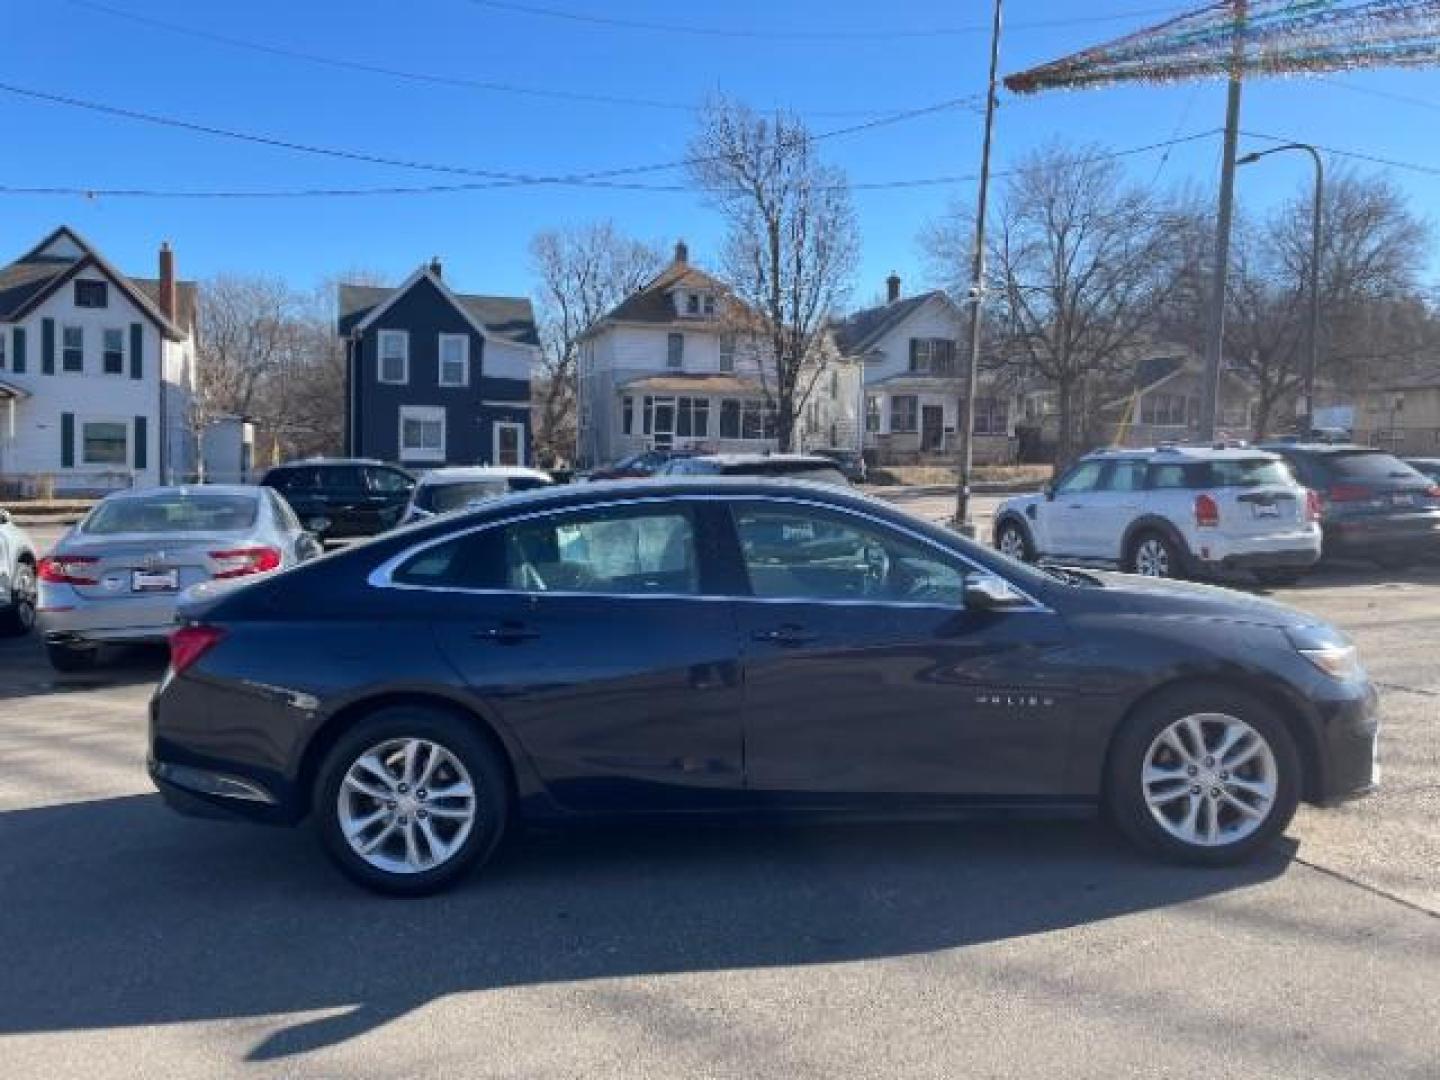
833,277,1018,466
576,242,861,467
0,226,197,497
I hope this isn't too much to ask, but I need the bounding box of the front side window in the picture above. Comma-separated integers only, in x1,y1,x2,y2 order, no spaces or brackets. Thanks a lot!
81,421,128,465
102,328,124,375
734,505,965,606
62,325,84,372
1102,460,1148,491
394,508,699,596
378,330,409,384
367,467,412,493
399,406,445,461
74,280,107,308
1055,460,1106,495
438,334,469,387
890,395,919,434
667,333,684,369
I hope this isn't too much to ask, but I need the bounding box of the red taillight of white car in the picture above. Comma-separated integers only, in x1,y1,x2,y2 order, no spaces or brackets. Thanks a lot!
1306,489,1323,522
209,547,282,579
169,624,227,675
1194,492,1220,528
36,555,100,585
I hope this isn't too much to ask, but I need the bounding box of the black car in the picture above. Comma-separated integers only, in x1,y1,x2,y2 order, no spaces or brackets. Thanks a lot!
150,479,1378,895
1262,444,1440,568
585,449,691,481
1404,457,1440,484
261,459,415,540
811,447,869,484
657,453,851,486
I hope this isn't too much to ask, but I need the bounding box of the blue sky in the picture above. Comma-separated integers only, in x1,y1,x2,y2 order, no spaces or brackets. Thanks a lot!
2,0,1439,308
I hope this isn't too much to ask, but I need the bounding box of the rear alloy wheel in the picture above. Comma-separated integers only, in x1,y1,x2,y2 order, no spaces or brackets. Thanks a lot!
316,708,509,895
996,520,1035,563
1129,532,1180,579
46,641,98,672
1106,687,1300,865
0,562,37,637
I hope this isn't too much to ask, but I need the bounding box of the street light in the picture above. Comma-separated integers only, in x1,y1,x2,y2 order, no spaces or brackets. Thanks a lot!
1237,142,1324,436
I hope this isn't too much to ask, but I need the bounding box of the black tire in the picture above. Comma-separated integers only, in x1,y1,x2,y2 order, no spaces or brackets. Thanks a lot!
1254,570,1303,589
994,518,1036,563
1105,684,1301,867
0,561,37,637
1126,530,1184,579
46,641,98,672
314,706,510,896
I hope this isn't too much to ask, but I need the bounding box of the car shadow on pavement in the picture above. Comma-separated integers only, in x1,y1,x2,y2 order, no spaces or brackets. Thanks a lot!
0,641,166,700
0,792,1294,1062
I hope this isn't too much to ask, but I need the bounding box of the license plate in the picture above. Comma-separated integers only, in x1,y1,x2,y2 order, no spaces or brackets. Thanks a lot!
1251,502,1280,518
1390,493,1414,507
131,569,179,593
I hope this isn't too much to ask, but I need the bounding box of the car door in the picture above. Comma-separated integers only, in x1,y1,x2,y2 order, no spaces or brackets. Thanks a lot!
1072,459,1148,562
317,465,370,536
1038,459,1107,558
415,500,746,812
362,466,414,533
726,500,1075,800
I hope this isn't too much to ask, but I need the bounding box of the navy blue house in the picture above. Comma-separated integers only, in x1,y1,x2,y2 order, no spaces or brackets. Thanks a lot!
339,261,537,468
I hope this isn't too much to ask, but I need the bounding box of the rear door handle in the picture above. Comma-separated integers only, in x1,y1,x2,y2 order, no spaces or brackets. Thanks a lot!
752,626,818,647
475,624,540,644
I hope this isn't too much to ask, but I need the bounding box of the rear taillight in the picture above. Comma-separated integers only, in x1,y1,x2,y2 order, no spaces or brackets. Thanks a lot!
36,555,99,585
169,624,226,675
1194,492,1220,528
1305,489,1323,522
209,547,282,579
1427,486,1440,500
1327,484,1371,503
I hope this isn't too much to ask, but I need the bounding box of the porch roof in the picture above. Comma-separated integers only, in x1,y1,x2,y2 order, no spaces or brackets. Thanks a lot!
622,373,761,396
0,378,31,400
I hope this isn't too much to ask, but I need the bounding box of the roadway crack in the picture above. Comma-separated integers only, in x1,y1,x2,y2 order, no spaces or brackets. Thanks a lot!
1295,857,1439,920
1374,681,1439,698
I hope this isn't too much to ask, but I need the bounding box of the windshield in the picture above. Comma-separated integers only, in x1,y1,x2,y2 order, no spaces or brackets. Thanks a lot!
1327,452,1426,482
1209,459,1294,487
83,492,258,535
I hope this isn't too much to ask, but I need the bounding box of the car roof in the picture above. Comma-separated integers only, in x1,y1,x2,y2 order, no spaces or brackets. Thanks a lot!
1082,445,1279,463
99,484,261,501
1261,443,1384,455
266,457,391,470
416,466,552,484
688,453,837,466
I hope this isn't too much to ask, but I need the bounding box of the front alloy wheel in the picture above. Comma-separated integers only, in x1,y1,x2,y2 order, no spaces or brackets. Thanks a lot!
996,521,1033,562
1131,534,1177,579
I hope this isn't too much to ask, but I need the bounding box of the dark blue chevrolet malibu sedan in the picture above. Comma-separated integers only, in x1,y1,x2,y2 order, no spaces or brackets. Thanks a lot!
150,480,1379,894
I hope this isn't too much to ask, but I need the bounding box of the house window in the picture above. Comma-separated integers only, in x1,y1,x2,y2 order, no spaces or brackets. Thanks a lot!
909,338,957,375
62,325,84,372
102,328,125,375
865,395,880,433
891,395,919,433
1141,392,1191,427
685,293,700,315
720,399,741,438
399,405,445,461
0,331,6,370
622,395,635,436
74,280,107,308
973,397,1009,436
667,333,684,369
702,294,716,316
438,333,469,387
675,397,710,438
82,420,128,465
378,330,409,384
829,370,839,398
493,421,525,466
719,333,736,373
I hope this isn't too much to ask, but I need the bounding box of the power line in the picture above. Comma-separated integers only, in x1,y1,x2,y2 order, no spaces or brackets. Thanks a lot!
0,129,1226,199
0,79,980,189
461,0,1193,42
63,0,917,118
1242,130,1440,178
1319,76,1440,116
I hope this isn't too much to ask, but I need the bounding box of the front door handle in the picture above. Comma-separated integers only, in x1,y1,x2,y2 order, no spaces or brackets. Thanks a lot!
475,623,540,645
752,625,818,647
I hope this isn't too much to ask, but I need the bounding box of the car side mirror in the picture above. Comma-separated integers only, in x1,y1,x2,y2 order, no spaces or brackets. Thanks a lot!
0,508,10,526
963,571,1029,612
299,533,324,560
1043,483,1056,501
307,516,331,535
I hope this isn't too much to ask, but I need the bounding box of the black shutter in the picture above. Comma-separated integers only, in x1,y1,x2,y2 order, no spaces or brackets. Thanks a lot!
61,412,74,468
134,416,148,470
908,339,918,372
130,323,143,380
41,318,55,375
12,327,24,374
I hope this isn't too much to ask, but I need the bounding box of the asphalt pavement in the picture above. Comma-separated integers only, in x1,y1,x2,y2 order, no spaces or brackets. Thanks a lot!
1,500,1437,1078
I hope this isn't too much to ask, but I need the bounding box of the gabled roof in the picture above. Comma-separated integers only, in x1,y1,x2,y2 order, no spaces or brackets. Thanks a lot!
337,268,539,347
830,290,955,357
0,226,190,340
595,258,732,327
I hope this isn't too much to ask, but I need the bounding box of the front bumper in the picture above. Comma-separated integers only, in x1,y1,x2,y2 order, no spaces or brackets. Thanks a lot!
1308,678,1381,805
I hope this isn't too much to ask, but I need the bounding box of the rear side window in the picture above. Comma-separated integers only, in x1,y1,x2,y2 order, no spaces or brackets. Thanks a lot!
1148,463,1202,489
1325,452,1424,482
1207,459,1294,487
1101,461,1147,491
323,466,366,490
267,467,318,491
392,508,700,595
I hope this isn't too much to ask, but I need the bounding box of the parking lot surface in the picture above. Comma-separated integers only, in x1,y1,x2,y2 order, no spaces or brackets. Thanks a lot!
1,504,1437,1078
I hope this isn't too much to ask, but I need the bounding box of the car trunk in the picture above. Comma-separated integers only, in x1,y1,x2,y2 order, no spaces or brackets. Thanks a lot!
1319,453,1440,520
62,530,258,602
1216,484,1305,539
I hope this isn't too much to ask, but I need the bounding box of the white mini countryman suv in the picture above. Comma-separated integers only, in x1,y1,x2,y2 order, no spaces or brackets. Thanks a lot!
994,446,1323,585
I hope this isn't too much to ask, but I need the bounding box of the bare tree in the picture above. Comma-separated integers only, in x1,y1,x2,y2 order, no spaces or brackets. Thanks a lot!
530,223,664,465
689,98,859,451
926,142,1182,465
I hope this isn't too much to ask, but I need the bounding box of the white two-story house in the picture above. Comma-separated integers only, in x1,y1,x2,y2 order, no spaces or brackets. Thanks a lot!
833,276,1018,466
0,226,197,495
576,241,861,467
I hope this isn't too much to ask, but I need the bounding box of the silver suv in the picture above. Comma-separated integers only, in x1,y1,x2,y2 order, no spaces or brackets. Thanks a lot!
993,446,1323,584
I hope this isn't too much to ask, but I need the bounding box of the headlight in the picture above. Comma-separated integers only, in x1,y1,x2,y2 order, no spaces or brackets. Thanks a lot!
1299,645,1362,681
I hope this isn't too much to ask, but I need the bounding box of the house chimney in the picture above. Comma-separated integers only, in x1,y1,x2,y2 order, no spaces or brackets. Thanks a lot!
674,239,689,265
886,273,901,303
429,257,443,279
158,241,176,322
